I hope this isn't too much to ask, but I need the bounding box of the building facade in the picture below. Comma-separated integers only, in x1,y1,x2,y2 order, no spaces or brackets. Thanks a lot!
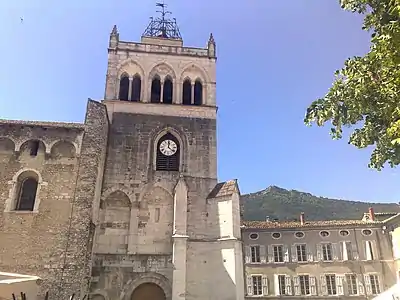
242,209,399,299
0,8,244,300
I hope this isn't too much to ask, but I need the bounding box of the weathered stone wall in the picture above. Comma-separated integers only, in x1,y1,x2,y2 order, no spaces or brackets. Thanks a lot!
0,120,84,297
91,111,218,298
59,100,109,298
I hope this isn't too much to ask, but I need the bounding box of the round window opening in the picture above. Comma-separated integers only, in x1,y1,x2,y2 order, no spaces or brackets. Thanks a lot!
339,230,350,237
249,233,259,240
295,232,305,238
272,232,281,239
362,229,373,236
320,231,330,237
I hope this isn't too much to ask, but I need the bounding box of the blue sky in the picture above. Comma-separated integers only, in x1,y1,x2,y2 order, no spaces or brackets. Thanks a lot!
0,0,398,203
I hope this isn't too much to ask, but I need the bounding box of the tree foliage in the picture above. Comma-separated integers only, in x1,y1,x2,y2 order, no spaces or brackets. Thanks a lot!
304,0,400,170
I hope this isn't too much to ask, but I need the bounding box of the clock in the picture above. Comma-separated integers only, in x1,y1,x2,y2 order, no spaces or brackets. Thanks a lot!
159,139,177,156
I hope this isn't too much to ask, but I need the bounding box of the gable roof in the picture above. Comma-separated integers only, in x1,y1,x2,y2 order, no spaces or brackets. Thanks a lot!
207,179,239,199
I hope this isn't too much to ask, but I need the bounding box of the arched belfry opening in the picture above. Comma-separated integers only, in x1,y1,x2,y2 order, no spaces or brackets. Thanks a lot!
131,283,166,300
119,75,130,101
156,132,180,171
163,77,173,104
182,79,191,105
151,77,162,103
131,75,141,101
194,80,203,105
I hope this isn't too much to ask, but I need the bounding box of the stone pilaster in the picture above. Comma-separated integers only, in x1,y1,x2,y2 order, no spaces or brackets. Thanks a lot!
172,176,188,300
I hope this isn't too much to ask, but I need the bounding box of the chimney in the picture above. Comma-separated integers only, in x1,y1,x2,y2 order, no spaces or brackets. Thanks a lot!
300,212,305,225
369,207,375,221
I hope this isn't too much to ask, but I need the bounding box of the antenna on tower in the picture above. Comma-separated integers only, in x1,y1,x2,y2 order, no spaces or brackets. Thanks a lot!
142,1,182,40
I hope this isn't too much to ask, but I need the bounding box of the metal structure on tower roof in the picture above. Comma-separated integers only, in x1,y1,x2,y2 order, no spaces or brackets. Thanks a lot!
142,2,182,40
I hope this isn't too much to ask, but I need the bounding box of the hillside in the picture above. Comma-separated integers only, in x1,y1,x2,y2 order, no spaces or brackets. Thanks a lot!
242,186,400,221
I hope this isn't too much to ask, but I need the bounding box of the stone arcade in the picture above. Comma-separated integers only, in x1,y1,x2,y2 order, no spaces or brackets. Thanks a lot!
0,6,244,300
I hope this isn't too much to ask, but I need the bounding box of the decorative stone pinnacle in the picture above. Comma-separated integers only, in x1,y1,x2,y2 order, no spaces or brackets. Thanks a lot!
111,25,118,35
208,33,215,44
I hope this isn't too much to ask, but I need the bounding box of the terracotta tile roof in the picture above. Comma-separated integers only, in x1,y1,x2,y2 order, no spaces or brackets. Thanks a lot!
207,179,239,199
242,219,383,229
0,119,85,130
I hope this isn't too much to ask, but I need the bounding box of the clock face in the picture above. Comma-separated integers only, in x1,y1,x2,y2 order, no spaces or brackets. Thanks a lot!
159,139,177,156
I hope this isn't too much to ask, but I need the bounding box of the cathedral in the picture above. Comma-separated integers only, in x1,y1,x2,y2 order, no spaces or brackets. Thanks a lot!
0,5,244,300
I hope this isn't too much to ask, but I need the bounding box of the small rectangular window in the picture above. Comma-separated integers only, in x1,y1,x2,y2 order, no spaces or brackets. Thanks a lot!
369,274,380,294
252,275,263,295
299,275,310,295
250,245,261,263
346,274,358,295
322,243,333,261
326,274,337,295
273,245,284,262
278,275,286,295
296,244,307,262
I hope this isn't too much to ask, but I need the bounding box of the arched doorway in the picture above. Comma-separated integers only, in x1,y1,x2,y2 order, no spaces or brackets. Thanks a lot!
130,283,166,300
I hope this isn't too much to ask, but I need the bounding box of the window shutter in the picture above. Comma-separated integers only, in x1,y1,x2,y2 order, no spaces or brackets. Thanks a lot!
291,245,298,262
245,246,251,264
320,275,327,295
262,275,268,296
283,245,289,262
341,242,348,260
274,274,280,296
365,241,372,260
268,245,274,263
364,275,372,295
332,243,339,260
285,275,292,295
357,275,365,295
317,244,323,261
336,275,344,295
307,247,314,262
247,276,253,296
310,276,317,295
352,242,359,260
260,245,267,263
293,276,301,296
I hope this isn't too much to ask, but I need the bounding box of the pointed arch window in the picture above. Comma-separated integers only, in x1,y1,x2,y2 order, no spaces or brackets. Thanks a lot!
151,77,161,103
163,77,173,104
182,79,192,105
156,133,180,171
131,75,141,102
16,177,38,211
119,75,129,101
194,80,203,105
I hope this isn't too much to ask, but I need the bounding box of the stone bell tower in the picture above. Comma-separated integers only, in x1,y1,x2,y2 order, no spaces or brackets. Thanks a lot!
90,3,244,300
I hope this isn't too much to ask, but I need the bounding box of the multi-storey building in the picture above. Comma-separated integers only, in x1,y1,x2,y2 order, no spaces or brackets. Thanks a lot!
242,209,399,299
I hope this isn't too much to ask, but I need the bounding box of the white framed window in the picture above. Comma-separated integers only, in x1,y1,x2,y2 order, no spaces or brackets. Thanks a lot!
321,274,337,295
293,275,316,295
365,274,381,295
340,241,354,260
345,274,358,295
322,243,333,261
274,245,284,262
245,245,266,264
251,245,261,263
291,244,307,262
365,240,376,260
274,274,292,295
247,275,268,296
